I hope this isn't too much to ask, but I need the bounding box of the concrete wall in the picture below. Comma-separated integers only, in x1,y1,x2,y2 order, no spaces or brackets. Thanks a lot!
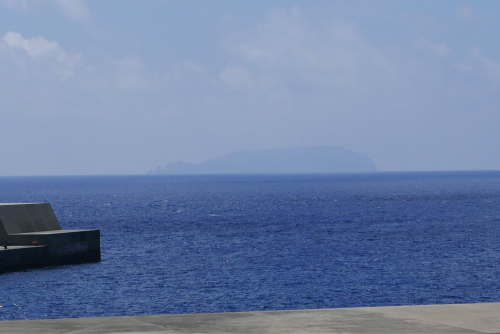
0,203,62,236
0,223,8,245
8,230,101,264
0,203,100,272
0,246,48,271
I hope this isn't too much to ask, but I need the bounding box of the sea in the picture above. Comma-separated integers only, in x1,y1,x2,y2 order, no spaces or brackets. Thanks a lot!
1,171,500,321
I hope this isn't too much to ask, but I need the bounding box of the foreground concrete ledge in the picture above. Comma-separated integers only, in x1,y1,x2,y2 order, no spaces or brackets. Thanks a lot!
2,302,500,333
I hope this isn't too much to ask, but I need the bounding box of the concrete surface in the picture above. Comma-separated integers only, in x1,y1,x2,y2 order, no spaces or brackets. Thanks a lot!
8,229,100,262
1,302,500,333
0,245,48,269
0,203,62,242
0,203,100,272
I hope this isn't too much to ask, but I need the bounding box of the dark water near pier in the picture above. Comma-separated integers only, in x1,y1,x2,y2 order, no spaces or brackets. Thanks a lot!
1,171,500,321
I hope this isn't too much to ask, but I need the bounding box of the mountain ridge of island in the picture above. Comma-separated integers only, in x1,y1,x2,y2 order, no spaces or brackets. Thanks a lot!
148,146,377,175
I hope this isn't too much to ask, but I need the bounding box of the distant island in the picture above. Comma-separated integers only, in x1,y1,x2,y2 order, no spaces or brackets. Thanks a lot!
148,146,377,175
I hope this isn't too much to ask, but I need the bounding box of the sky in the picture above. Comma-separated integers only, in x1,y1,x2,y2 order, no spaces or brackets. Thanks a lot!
1,0,500,176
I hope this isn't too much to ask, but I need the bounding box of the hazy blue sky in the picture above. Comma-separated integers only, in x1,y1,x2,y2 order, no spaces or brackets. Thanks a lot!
1,0,499,175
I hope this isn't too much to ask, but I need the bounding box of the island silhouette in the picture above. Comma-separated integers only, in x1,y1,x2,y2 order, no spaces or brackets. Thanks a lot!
149,146,377,175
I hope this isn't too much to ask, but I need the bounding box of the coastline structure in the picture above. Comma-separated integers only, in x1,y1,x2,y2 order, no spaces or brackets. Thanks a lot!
0,203,100,272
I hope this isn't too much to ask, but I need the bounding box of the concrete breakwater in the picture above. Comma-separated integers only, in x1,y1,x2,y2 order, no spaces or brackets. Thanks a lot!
0,203,100,272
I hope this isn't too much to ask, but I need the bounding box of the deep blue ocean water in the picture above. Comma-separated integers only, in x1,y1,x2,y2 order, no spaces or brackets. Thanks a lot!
1,171,500,321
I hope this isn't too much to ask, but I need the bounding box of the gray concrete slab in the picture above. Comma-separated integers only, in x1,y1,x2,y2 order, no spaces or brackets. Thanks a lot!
359,303,500,333
0,203,100,271
0,221,7,247
0,203,62,238
10,229,93,235
1,303,500,333
0,245,48,270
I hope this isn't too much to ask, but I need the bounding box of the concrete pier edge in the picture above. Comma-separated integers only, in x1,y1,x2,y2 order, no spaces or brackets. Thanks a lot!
2,302,500,333
0,203,100,272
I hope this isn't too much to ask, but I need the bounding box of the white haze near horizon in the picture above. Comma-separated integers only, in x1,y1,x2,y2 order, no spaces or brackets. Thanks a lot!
0,0,499,176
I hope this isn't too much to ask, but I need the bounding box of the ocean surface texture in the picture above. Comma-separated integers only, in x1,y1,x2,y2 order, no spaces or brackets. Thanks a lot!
0,172,499,321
